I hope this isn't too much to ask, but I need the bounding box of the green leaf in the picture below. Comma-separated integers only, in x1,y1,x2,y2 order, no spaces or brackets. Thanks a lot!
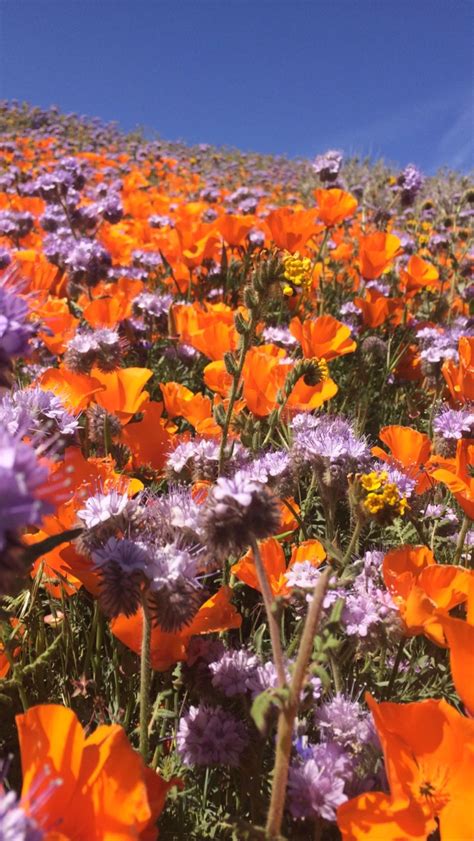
250,687,289,734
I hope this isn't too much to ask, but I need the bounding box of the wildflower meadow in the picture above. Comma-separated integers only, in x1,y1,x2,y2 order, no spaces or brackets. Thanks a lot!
0,100,473,840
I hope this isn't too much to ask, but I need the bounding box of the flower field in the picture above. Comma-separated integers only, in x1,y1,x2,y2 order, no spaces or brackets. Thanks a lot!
0,100,473,840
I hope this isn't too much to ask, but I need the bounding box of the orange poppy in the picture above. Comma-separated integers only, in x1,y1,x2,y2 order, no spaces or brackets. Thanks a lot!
16,704,176,840
241,344,337,417
399,254,440,297
265,207,323,253
36,297,80,355
440,614,474,714
92,367,153,422
338,695,474,841
442,337,474,404
218,214,255,247
372,425,432,494
172,303,239,361
429,438,474,518
353,290,404,329
203,360,233,397
232,537,325,597
160,381,219,434
358,232,401,279
314,188,358,227
120,400,173,471
289,314,357,361
111,586,242,671
383,546,472,645
38,368,105,412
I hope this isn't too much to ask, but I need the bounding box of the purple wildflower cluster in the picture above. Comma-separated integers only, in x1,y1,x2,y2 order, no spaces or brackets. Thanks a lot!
176,704,248,767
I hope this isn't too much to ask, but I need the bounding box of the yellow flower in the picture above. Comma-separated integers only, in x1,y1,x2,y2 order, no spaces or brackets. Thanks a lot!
381,483,400,506
364,493,385,514
282,252,312,290
360,471,384,492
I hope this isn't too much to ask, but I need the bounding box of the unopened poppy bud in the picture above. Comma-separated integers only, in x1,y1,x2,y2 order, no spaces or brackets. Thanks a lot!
224,351,238,376
234,312,251,334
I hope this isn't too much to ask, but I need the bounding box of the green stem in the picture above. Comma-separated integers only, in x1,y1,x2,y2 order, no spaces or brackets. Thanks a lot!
217,311,257,475
454,515,471,565
139,595,152,761
265,567,331,839
385,637,405,700
342,520,362,566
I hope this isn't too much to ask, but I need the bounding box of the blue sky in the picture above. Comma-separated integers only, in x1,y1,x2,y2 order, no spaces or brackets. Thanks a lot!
1,0,473,172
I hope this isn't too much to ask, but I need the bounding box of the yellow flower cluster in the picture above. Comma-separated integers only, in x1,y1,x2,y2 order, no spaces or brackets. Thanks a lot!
360,471,408,517
281,252,312,297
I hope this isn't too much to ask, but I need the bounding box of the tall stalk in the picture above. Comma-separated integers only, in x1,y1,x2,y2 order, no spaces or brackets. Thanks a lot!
139,595,152,761
265,567,331,839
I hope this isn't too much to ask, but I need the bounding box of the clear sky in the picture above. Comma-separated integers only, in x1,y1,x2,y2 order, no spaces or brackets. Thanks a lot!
1,0,473,173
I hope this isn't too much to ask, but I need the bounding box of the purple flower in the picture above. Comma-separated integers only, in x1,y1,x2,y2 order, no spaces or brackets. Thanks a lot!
76,490,131,529
0,387,78,437
342,550,400,641
315,694,376,750
176,704,247,767
396,164,424,205
0,210,34,240
0,790,43,841
91,537,149,618
433,405,474,441
132,291,173,320
200,470,280,560
145,542,203,631
0,431,52,550
0,281,34,360
292,414,369,465
287,742,349,821
261,325,298,348
64,238,111,285
241,450,291,486
209,649,260,696
313,150,343,183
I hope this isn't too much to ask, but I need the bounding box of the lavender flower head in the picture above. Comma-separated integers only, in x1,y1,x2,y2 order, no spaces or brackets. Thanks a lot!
132,291,173,321
177,704,247,767
433,405,474,442
209,649,260,697
396,164,424,205
315,694,377,751
291,414,369,494
0,278,34,363
200,471,280,560
76,489,132,529
0,431,52,550
64,327,122,373
292,414,369,465
145,541,203,632
92,537,149,617
313,150,343,183
342,550,399,642
0,430,54,593
287,741,350,821
0,387,78,438
0,790,43,841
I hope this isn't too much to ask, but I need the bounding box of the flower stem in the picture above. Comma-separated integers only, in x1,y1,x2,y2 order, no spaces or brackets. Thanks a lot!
139,595,152,762
250,538,286,688
454,514,470,565
342,519,362,566
265,567,331,839
217,312,256,475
